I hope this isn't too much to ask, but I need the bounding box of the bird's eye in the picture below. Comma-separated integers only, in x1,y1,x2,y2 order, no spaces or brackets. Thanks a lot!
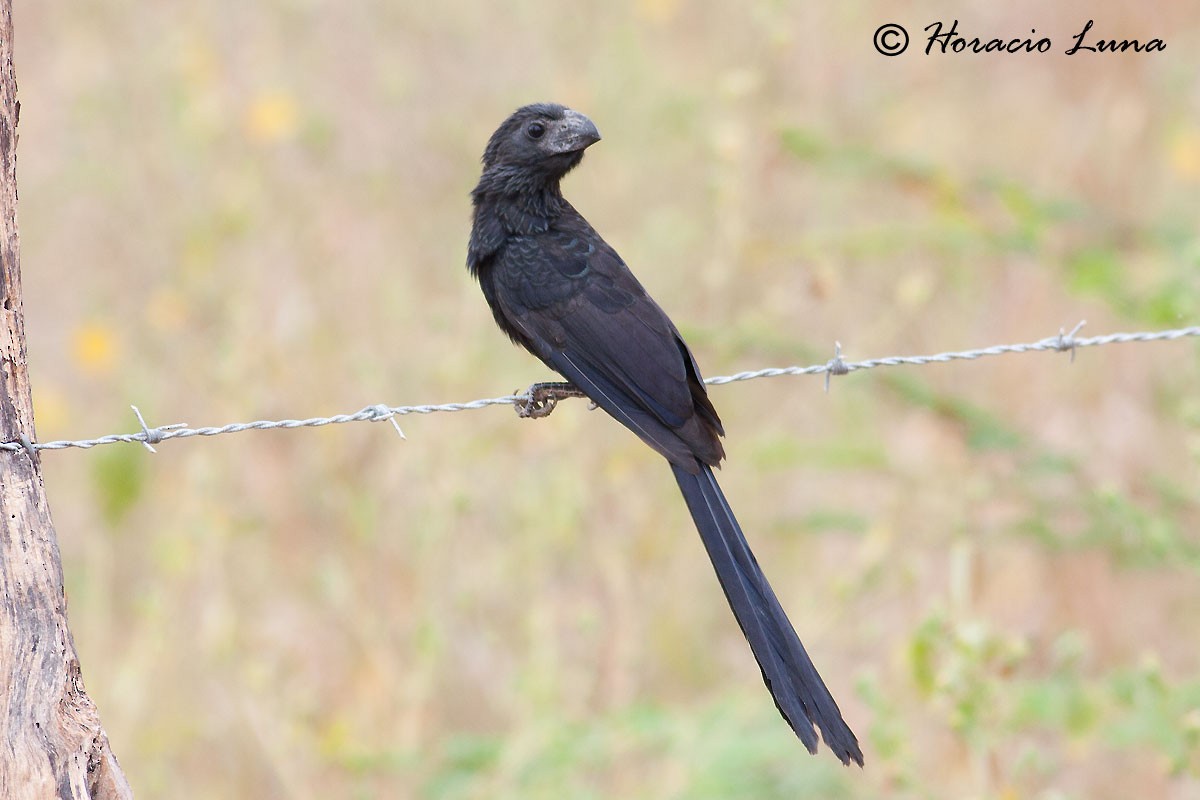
526,122,546,140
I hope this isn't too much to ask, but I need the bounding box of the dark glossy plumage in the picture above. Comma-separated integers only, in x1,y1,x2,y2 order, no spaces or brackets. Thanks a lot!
468,103,862,766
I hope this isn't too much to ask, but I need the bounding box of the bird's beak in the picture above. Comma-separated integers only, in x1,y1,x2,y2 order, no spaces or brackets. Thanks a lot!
551,109,602,154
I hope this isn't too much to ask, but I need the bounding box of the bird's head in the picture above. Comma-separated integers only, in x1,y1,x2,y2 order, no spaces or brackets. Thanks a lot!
479,103,601,185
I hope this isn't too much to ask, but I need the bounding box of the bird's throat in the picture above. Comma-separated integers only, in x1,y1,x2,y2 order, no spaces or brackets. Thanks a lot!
474,182,566,237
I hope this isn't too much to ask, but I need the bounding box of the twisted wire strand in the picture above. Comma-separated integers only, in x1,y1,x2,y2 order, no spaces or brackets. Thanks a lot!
4,323,1197,454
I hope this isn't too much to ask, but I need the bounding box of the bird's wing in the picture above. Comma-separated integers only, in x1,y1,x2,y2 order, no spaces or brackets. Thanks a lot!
493,226,722,468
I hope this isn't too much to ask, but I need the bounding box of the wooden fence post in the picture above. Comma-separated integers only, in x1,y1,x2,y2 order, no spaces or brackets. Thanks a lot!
0,3,133,797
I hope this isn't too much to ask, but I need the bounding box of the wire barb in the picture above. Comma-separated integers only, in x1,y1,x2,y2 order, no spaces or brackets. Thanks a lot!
1,323,1195,455
1053,320,1087,363
130,405,188,453
361,404,406,439
825,341,849,393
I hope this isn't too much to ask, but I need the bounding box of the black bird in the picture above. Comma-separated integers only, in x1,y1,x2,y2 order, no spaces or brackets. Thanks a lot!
467,103,862,766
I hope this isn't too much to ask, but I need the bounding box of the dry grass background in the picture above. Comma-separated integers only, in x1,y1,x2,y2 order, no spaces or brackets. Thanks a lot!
14,1,1200,798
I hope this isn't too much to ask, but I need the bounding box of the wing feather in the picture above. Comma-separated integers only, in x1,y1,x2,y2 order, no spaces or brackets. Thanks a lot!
491,221,722,467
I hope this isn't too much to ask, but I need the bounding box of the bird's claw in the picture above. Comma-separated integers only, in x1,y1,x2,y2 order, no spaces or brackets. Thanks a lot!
516,392,558,419
514,381,586,419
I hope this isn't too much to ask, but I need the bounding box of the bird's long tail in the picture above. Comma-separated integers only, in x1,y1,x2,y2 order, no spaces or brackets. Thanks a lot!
671,462,863,766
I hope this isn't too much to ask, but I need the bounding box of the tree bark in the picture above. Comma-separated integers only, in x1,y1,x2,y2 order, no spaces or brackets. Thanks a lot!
0,3,133,797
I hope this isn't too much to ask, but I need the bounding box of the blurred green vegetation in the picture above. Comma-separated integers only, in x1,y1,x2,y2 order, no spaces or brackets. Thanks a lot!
17,1,1200,798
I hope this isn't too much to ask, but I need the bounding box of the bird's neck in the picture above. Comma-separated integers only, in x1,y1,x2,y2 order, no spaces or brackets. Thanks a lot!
468,172,574,277
472,167,568,234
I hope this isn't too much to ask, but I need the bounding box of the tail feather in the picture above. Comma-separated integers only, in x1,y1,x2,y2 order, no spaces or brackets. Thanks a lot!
672,462,863,767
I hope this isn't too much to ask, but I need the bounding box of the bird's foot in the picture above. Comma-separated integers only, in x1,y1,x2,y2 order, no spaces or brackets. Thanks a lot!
515,381,587,419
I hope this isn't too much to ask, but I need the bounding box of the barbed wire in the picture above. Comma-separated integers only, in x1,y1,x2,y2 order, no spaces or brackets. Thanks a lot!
2,321,1197,456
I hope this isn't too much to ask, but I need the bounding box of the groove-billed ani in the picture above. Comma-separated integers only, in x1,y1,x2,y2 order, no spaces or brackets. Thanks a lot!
467,103,862,766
